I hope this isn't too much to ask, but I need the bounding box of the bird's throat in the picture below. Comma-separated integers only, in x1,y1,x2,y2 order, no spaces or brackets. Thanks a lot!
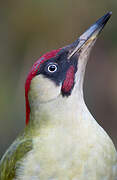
28,91,87,132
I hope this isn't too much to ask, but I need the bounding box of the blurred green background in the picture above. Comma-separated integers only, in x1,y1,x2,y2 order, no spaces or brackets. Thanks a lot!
0,0,117,158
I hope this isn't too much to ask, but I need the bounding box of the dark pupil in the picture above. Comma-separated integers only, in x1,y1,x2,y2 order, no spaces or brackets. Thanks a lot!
49,65,56,72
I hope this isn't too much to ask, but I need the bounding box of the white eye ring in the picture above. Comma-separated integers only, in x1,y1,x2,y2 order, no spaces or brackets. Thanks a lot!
47,64,58,73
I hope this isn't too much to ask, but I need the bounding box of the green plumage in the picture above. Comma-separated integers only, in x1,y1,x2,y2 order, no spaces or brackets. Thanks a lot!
0,131,32,180
1,13,117,180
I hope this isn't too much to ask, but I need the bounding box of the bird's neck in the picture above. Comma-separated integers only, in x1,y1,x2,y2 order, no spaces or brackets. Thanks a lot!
28,90,92,132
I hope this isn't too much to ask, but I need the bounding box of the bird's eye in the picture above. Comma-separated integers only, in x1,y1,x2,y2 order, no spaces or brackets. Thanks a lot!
47,64,58,73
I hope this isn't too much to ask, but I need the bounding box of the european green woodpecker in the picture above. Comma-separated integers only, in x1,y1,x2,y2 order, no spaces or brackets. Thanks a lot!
0,12,117,180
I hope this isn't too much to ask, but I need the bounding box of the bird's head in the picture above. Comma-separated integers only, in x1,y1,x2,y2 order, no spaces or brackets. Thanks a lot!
25,12,111,125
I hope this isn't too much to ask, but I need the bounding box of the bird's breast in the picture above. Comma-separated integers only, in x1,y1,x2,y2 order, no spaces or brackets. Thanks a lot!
15,121,117,180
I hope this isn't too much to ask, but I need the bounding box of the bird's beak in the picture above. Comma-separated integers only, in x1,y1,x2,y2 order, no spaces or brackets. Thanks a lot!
68,12,112,59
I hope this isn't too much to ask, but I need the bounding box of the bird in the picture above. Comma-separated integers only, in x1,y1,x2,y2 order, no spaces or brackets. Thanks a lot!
0,12,117,180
